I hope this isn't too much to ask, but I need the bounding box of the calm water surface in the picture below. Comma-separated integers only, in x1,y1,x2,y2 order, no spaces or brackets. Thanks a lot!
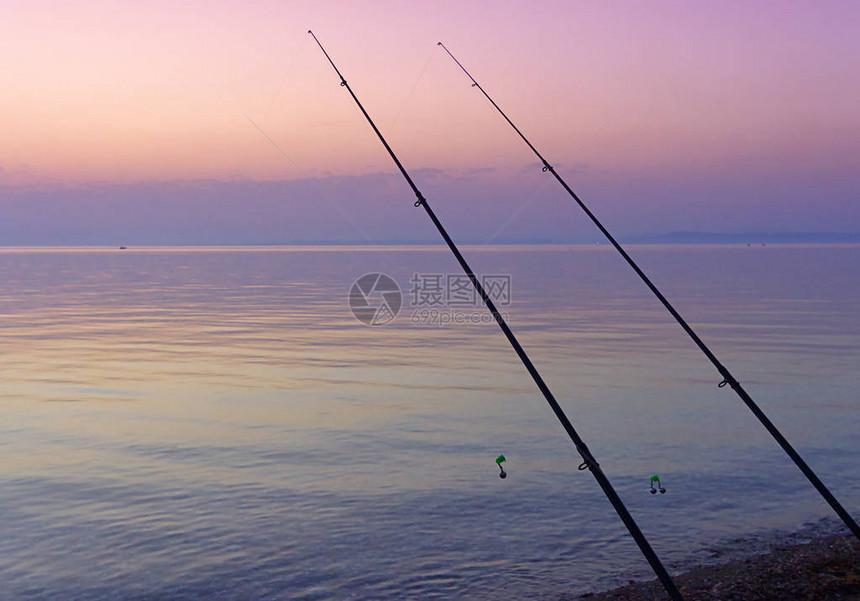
0,245,858,600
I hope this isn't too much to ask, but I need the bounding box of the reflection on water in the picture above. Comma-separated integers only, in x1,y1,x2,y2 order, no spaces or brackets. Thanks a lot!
0,245,858,600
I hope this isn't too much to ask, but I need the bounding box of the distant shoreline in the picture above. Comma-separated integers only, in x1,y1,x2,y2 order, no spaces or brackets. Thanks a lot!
625,232,860,245
0,231,859,248
0,240,859,250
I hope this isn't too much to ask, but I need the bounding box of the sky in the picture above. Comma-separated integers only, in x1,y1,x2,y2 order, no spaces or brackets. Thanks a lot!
1,0,858,244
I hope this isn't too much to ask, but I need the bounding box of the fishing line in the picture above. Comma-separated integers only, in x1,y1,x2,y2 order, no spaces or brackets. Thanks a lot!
308,30,685,601
483,112,615,246
389,43,441,130
437,41,860,542
243,111,382,248
264,35,309,119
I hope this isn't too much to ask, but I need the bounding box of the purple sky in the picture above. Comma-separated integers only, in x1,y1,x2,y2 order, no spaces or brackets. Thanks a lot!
1,0,858,244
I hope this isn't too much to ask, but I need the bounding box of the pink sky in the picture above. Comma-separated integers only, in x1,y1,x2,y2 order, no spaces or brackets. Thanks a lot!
1,0,858,243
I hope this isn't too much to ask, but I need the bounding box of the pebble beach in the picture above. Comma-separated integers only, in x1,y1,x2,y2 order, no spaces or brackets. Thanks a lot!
578,534,859,601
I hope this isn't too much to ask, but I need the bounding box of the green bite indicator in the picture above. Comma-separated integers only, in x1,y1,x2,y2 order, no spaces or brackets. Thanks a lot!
496,455,507,479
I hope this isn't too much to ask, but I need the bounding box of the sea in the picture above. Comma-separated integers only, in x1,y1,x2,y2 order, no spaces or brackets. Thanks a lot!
0,244,857,600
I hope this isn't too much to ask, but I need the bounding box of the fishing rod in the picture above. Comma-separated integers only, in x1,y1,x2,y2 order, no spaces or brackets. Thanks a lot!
437,41,860,542
307,30,685,601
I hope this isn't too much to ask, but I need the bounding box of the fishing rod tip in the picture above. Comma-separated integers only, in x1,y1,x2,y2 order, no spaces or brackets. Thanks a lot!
437,42,442,46
307,29,313,34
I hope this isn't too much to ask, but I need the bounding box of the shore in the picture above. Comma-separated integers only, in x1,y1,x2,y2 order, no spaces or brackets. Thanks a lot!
577,534,859,601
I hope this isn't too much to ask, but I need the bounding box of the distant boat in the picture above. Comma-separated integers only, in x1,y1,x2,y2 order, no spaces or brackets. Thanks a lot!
118,246,127,250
